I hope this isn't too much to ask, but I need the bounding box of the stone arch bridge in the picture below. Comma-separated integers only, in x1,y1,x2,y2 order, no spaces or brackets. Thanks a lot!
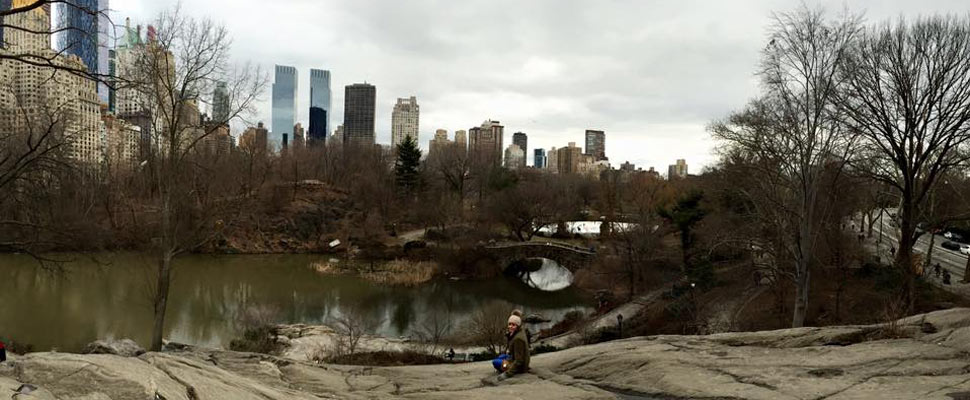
483,241,597,272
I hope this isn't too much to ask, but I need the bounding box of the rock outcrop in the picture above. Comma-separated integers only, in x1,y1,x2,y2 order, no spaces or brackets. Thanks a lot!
3,308,970,399
83,338,146,357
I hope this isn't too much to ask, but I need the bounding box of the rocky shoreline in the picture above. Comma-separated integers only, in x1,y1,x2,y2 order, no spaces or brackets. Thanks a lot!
3,308,970,399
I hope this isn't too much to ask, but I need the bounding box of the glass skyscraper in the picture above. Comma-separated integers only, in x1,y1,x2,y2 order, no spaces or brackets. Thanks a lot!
343,83,376,146
309,69,331,144
57,0,110,103
271,65,298,150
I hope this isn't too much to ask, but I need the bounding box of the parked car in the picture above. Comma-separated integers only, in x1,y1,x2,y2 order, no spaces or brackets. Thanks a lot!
942,241,961,251
961,244,970,255
945,231,969,243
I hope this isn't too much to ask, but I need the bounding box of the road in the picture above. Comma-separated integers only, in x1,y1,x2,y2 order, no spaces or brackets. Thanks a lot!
870,209,969,285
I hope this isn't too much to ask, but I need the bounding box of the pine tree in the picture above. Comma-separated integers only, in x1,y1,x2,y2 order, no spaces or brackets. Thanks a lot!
395,135,422,195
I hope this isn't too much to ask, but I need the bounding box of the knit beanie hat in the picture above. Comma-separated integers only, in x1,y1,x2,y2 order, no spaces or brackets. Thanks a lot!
508,315,522,326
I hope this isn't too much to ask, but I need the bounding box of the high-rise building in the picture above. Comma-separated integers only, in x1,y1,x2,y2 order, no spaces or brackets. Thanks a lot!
293,122,305,147
668,159,688,179
391,96,419,147
0,0,11,48
271,65,297,150
343,83,376,146
546,146,559,173
56,0,110,104
504,144,525,170
309,69,331,144
512,131,527,168
239,122,268,154
469,120,503,163
620,161,636,171
454,129,467,150
557,142,582,174
534,148,546,169
0,2,101,164
585,129,606,161
212,81,229,122
429,129,455,159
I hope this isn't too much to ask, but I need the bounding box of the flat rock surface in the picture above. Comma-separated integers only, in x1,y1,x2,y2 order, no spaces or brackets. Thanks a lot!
4,308,970,399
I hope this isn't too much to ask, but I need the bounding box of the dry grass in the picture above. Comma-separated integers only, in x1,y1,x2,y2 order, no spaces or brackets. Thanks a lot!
312,259,437,286
360,260,437,286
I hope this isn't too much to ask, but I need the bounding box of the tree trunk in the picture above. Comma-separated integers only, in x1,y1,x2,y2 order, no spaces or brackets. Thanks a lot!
963,254,970,284
896,200,917,313
925,233,936,274
151,250,172,351
791,262,810,328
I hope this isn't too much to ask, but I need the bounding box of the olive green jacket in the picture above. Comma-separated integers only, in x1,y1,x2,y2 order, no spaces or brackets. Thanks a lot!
505,328,530,376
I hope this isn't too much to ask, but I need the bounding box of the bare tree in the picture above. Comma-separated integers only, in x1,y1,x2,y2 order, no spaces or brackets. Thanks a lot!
131,6,266,351
712,6,861,327
838,15,970,310
329,303,382,357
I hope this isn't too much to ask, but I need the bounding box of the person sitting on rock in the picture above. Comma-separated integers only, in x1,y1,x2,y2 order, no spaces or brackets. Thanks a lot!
496,312,530,381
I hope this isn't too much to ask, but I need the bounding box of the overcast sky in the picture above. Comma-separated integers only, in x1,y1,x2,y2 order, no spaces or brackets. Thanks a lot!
110,0,970,172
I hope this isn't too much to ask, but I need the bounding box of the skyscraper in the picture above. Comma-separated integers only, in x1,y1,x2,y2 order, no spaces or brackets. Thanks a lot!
546,146,558,173
504,144,525,170
557,142,582,174
211,81,229,122
512,131,528,168
0,0,11,48
309,69,331,144
585,129,606,161
56,0,110,103
668,159,688,179
455,129,467,150
391,96,420,147
469,120,503,163
343,83,376,146
534,148,546,169
271,65,297,150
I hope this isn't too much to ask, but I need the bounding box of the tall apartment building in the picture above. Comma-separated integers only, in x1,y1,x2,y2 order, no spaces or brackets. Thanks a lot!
429,128,450,157
0,2,101,164
546,146,559,173
534,148,546,169
309,69,331,144
512,131,528,168
668,159,688,179
271,65,297,150
557,142,582,174
504,144,525,170
239,122,269,154
56,0,111,103
343,83,376,146
469,120,503,163
585,129,606,161
391,96,419,147
454,129,467,150
211,81,229,122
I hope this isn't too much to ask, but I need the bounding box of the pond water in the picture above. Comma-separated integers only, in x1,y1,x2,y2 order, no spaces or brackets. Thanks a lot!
0,253,591,352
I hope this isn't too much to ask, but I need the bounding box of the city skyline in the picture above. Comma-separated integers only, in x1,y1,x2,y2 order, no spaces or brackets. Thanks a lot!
72,0,970,170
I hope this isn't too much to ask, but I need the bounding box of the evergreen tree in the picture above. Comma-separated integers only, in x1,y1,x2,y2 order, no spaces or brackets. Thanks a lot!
395,135,422,195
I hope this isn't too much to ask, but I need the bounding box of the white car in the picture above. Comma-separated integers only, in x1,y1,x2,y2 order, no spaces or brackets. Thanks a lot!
945,232,953,239
961,244,970,255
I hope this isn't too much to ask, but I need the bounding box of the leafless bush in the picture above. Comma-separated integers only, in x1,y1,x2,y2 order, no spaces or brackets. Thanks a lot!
414,307,454,355
328,303,382,358
464,301,510,354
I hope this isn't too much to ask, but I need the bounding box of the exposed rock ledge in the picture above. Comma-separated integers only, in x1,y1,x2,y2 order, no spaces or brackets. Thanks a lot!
4,308,970,399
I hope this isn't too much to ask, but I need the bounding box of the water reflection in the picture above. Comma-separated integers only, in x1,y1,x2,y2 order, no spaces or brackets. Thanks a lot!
520,259,575,291
0,253,591,352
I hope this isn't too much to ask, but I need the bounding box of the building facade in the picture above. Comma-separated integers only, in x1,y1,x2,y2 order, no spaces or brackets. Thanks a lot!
504,144,525,170
343,83,376,146
271,65,297,150
239,122,268,154
308,69,330,144
534,148,546,169
546,146,558,173
0,3,101,165
668,159,688,179
557,142,582,174
585,129,606,161
211,81,229,122
512,131,527,168
469,120,503,163
454,129,467,150
391,96,419,147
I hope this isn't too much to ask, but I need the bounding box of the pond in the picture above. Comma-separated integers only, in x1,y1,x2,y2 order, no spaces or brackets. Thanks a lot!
0,253,591,352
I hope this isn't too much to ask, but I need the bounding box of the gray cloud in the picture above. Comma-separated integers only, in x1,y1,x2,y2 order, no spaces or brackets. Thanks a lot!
111,0,970,172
